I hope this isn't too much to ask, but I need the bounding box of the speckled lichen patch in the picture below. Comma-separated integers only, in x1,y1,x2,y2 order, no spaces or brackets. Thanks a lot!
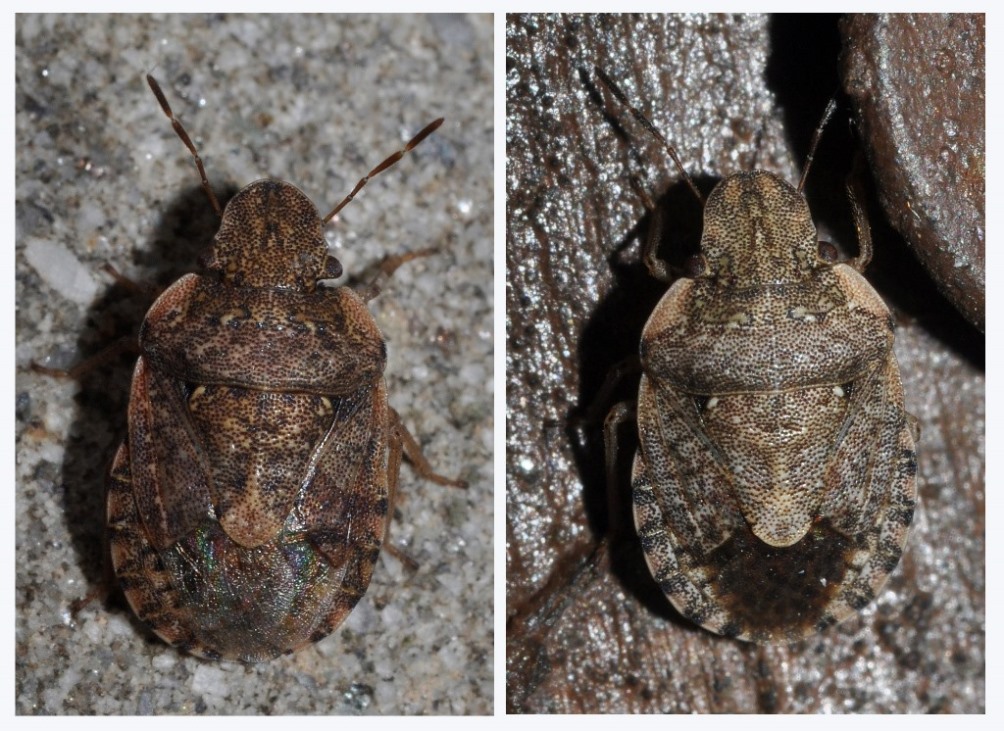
631,171,917,644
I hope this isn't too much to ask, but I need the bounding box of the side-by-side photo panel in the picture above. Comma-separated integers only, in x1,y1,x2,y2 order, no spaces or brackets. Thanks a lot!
506,13,983,714
16,12,493,715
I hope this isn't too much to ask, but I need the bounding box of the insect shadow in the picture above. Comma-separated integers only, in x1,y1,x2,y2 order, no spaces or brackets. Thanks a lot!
56,181,237,639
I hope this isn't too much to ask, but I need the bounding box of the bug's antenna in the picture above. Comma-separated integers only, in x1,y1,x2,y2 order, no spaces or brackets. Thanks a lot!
147,74,223,217
594,65,704,204
322,118,444,224
797,95,838,194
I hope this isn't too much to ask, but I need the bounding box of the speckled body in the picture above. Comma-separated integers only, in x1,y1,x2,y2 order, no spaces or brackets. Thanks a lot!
107,181,393,662
632,171,917,643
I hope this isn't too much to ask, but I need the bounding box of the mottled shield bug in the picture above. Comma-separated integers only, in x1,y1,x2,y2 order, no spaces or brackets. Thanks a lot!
597,67,918,644
104,75,465,662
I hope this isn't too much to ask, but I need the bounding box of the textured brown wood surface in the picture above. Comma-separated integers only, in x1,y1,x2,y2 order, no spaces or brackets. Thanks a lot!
506,13,983,713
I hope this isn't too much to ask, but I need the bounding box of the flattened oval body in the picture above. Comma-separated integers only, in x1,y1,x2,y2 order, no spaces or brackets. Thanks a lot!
632,171,917,643
107,180,393,662
105,77,459,663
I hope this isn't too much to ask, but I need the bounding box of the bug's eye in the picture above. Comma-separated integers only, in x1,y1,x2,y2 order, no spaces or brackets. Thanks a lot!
323,256,343,280
818,241,839,262
684,254,707,278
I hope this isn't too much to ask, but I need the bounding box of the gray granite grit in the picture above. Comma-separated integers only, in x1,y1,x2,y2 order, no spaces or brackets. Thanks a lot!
15,13,493,715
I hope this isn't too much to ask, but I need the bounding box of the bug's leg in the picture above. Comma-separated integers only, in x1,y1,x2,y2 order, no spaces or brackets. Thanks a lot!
602,399,634,530
32,336,137,380
571,355,641,431
382,427,420,571
355,248,440,303
845,153,874,271
381,410,466,570
592,65,703,281
604,401,636,502
30,264,160,379
99,263,164,298
390,408,468,489
568,358,640,505
632,179,673,283
907,412,921,442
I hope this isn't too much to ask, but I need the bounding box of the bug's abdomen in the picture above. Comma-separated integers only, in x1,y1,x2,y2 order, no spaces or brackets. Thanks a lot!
632,350,916,644
109,470,377,661
108,359,389,662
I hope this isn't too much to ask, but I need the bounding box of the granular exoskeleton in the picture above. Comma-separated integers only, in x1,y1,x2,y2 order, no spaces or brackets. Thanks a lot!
598,69,918,644
106,75,465,662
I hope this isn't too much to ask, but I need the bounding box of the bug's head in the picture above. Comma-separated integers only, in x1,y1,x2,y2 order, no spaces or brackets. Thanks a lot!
204,179,342,290
695,171,825,285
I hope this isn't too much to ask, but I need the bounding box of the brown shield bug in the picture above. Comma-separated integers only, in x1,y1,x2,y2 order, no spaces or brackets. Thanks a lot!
104,74,465,662
597,67,918,644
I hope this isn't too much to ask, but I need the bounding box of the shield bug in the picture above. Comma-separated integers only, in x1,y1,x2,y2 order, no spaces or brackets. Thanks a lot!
597,68,917,644
104,74,465,662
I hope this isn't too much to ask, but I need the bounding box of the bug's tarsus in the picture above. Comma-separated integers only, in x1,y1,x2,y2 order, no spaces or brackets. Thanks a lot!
797,95,839,194
146,74,223,218
593,65,704,205
322,117,445,224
